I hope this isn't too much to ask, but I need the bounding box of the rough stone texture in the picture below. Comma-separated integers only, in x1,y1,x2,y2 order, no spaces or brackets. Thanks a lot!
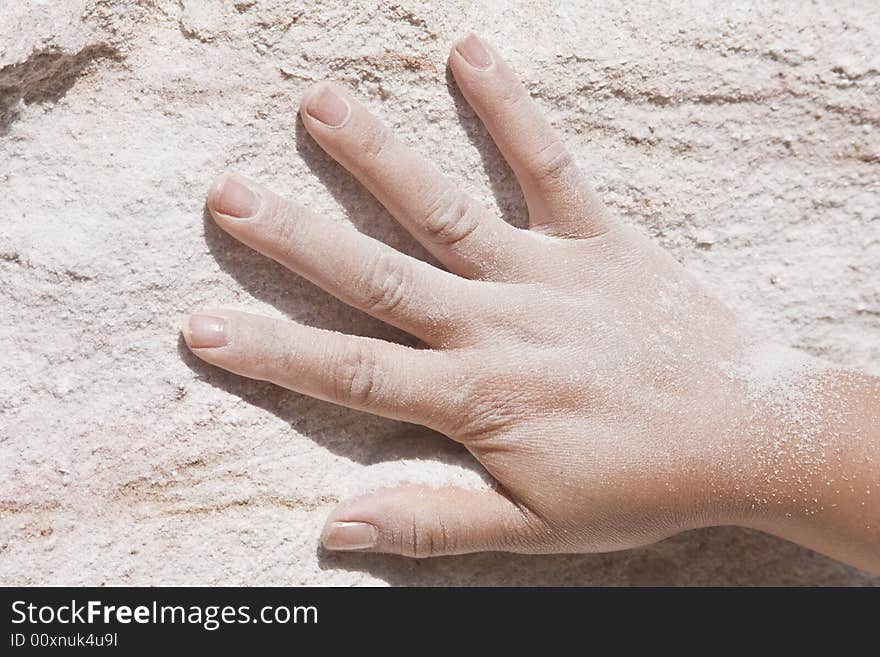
1,0,878,585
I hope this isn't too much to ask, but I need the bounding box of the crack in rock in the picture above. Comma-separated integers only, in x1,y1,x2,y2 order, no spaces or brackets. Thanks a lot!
0,43,119,133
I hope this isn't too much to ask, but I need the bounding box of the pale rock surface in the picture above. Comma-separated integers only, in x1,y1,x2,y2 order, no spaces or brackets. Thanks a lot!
1,0,878,585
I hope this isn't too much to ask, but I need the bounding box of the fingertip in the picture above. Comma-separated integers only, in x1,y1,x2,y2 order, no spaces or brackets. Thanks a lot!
206,172,229,211
300,81,351,129
179,313,193,347
321,520,380,552
298,81,325,118
449,32,494,72
321,492,391,552
180,311,231,350
206,172,260,221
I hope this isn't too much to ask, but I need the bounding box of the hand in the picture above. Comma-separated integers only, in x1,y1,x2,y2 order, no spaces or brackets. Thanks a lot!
182,34,880,569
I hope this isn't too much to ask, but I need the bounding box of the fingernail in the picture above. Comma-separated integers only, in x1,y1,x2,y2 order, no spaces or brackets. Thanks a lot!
322,521,379,551
184,314,229,349
456,33,492,70
306,86,350,127
210,175,259,219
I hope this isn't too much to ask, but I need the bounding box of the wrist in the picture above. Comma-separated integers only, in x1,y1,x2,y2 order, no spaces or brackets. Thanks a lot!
732,366,880,573
708,347,879,548
690,345,837,531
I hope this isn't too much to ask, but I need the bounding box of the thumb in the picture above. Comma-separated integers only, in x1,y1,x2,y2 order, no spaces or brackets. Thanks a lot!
321,485,543,557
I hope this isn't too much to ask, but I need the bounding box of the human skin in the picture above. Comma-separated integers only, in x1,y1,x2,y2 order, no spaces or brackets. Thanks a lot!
181,34,880,574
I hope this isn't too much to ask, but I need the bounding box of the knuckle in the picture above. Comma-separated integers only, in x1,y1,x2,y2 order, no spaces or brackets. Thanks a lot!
396,515,451,558
331,344,381,406
528,139,576,188
449,375,526,441
356,251,408,315
357,122,393,161
421,189,482,246
506,504,553,551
